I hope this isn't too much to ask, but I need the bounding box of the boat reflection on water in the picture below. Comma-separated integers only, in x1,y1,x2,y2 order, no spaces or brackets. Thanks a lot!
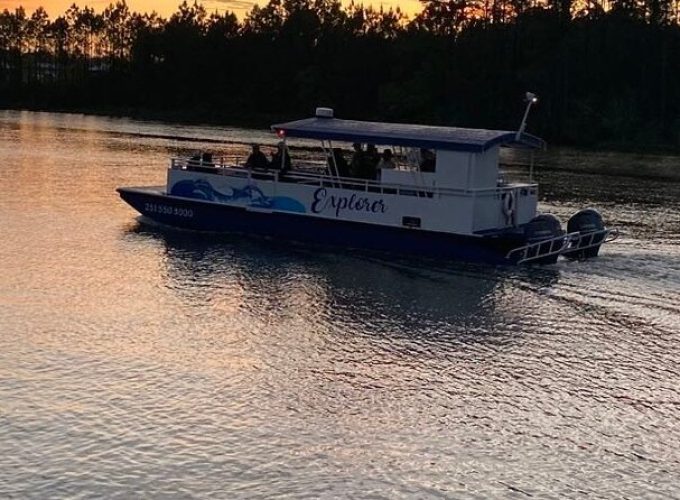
124,220,560,349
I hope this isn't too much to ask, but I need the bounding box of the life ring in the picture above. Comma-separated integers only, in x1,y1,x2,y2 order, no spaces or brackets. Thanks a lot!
502,191,515,224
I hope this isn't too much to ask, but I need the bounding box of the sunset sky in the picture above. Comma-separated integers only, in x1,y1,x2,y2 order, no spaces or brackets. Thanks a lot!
0,0,423,19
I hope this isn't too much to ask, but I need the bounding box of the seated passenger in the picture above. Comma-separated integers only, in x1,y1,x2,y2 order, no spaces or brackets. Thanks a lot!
330,148,349,177
245,144,269,170
377,149,396,170
420,148,436,172
201,152,215,167
270,141,292,174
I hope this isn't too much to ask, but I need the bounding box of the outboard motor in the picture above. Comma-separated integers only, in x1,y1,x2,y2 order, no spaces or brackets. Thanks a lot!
563,208,605,260
522,214,565,264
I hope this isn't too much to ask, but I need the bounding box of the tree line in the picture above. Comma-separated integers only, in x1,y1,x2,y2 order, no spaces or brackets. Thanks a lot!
1,0,679,148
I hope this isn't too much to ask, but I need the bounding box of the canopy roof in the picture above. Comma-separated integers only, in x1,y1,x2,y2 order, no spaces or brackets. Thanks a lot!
271,116,546,152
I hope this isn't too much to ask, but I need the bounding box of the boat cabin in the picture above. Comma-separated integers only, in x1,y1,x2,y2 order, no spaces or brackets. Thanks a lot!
271,107,544,193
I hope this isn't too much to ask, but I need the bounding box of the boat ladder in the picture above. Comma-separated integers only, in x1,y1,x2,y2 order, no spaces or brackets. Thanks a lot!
506,228,620,264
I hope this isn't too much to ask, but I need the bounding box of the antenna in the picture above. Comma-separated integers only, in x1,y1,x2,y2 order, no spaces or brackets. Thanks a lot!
516,92,538,141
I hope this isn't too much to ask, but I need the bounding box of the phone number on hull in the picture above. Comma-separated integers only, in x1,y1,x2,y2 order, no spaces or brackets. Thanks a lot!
144,203,194,218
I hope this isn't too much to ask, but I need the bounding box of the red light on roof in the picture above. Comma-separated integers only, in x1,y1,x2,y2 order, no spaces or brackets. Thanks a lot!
277,129,286,138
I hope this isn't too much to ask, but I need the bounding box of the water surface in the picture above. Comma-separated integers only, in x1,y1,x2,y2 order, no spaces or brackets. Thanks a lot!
1,110,679,498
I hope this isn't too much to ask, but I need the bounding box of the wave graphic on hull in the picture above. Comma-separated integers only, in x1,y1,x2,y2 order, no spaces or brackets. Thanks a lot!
170,179,306,213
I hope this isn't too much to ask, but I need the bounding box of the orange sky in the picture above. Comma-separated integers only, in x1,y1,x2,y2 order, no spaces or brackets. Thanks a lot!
0,0,422,19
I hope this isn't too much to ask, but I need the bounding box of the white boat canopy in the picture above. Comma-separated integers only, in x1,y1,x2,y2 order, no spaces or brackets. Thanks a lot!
272,114,546,153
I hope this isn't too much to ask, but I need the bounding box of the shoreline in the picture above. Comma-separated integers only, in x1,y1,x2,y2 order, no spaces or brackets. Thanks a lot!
3,104,680,158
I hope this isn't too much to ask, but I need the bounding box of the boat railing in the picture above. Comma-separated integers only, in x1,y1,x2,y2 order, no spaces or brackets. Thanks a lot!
568,227,620,252
169,157,536,199
506,233,575,264
174,155,244,169
172,156,331,171
506,228,619,264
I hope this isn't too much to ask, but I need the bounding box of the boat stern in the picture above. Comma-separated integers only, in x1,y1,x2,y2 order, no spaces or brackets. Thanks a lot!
505,209,619,264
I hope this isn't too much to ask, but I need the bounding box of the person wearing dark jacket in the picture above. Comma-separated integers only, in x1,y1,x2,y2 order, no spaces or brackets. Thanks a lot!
270,142,292,174
349,143,365,178
245,144,269,169
359,144,380,179
420,148,436,172
330,148,349,177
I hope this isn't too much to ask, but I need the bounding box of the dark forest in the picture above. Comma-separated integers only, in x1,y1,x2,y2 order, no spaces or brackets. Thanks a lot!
1,0,679,148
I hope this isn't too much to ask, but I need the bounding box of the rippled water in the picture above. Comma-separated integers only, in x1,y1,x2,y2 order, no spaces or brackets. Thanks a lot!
1,110,679,498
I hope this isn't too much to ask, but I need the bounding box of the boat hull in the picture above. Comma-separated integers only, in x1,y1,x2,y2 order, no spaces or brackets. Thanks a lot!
117,187,530,265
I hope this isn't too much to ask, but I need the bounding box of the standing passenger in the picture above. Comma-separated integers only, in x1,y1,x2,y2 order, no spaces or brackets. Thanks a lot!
361,144,380,179
350,143,365,178
365,144,380,167
270,141,292,174
420,148,436,172
330,148,349,177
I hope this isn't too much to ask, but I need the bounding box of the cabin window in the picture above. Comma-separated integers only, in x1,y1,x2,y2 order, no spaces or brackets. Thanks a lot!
402,216,421,228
